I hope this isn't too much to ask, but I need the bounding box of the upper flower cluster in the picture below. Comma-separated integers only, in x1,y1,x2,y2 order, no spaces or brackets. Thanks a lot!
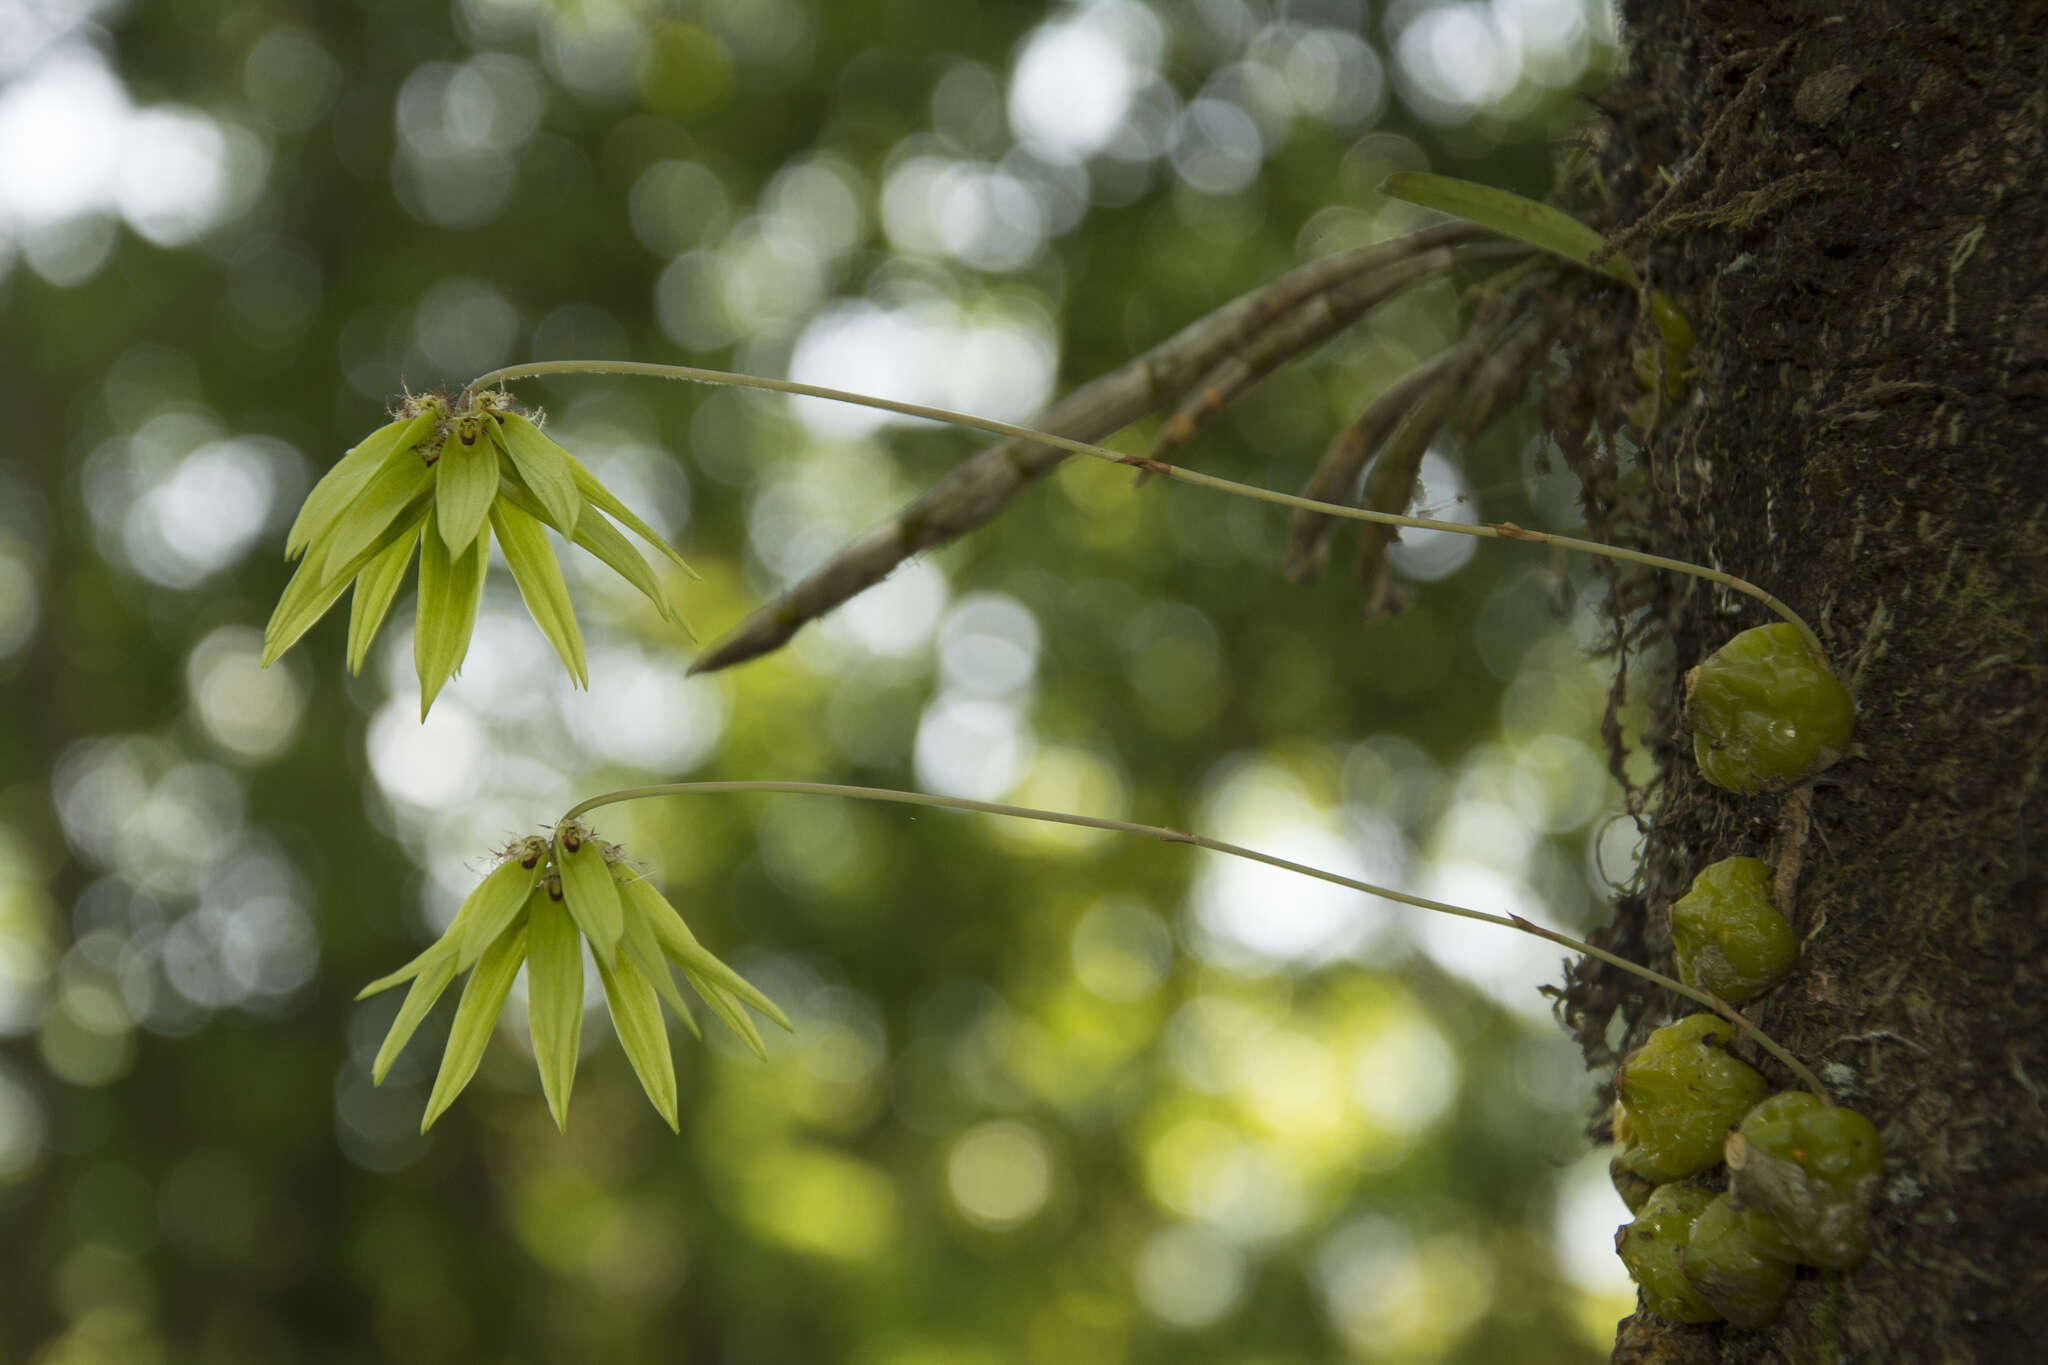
357,820,788,1131
264,389,696,716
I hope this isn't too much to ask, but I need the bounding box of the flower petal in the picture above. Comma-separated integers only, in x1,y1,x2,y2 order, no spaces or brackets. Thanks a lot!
421,920,530,1132
346,515,424,674
433,414,501,554
356,937,453,1002
287,407,439,560
490,500,588,687
554,828,624,966
495,411,581,541
618,890,693,1024
594,949,679,1131
560,447,699,579
414,508,490,719
524,889,583,1131
496,481,681,628
319,441,437,577
457,855,543,971
371,947,459,1084
618,875,791,1031
263,518,425,668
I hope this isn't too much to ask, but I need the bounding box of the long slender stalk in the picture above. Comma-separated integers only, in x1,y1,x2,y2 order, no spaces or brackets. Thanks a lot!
466,359,1824,660
560,779,1828,1094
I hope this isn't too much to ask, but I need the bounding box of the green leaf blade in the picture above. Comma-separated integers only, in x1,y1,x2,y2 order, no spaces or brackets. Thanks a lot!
489,500,588,687
524,890,584,1131
421,921,529,1132
1380,171,1641,289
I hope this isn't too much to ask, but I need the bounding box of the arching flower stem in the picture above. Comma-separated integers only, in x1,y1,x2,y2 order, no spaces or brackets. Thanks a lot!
560,779,1828,1095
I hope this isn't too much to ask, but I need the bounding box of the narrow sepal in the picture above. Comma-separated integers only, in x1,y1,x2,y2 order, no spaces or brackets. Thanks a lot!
456,854,543,972
524,889,584,1131
434,414,501,554
620,875,791,1031
414,508,490,719
421,920,529,1132
287,410,434,560
617,885,693,1024
346,516,423,674
320,443,436,577
495,412,582,541
497,481,676,624
263,516,426,667
371,947,459,1084
554,828,624,966
489,500,588,687
594,949,679,1131
356,936,453,1001
559,447,698,578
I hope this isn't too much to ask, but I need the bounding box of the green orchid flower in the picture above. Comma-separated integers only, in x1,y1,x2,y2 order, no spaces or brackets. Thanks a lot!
356,823,790,1132
264,389,697,716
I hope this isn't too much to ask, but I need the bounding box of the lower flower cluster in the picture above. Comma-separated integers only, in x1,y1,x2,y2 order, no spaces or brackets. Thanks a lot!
358,820,789,1132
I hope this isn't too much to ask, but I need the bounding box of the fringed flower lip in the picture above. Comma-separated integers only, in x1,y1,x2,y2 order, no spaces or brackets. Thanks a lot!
356,822,787,1133
264,390,697,717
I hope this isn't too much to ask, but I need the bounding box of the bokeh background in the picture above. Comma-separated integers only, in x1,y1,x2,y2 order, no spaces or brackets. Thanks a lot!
0,0,1649,1360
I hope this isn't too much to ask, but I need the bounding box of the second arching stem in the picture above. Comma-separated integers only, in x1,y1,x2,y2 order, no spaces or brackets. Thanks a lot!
561,779,1829,1096
464,359,1826,661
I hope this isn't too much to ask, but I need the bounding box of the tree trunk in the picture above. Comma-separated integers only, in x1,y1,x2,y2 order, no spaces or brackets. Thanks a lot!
1549,3,2048,1360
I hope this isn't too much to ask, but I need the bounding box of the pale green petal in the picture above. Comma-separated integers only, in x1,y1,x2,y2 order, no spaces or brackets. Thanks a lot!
560,448,699,579
618,889,693,1024
495,411,581,541
489,500,588,687
264,520,424,667
320,443,437,576
524,890,583,1131
456,855,543,972
433,417,501,554
686,974,767,1060
346,516,423,674
497,480,677,624
371,948,459,1084
619,875,791,1031
554,830,623,966
356,937,455,1002
414,508,490,719
421,921,529,1132
594,949,679,1131
287,408,440,560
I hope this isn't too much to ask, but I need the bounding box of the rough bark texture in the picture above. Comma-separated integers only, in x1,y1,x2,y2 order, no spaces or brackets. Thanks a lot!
1547,2,2047,1360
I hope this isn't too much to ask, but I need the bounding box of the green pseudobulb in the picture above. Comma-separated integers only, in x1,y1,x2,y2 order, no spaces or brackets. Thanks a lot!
1670,856,1798,1005
1686,623,1854,794
1681,1193,1795,1329
1616,1184,1720,1324
1727,1091,1884,1269
1615,1015,1769,1184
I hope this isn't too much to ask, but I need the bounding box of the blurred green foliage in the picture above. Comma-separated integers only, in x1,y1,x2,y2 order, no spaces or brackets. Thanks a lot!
0,0,1644,1360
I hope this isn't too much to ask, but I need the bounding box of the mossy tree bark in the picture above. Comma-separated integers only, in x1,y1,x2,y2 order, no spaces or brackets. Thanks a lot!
1548,3,2047,1360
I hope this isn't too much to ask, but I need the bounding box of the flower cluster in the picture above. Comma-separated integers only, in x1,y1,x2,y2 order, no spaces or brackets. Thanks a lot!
358,820,788,1132
264,389,696,716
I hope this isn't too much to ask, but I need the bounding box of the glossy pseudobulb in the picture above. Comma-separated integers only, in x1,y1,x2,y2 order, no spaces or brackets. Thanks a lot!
1615,1014,1769,1184
1670,856,1798,1005
1616,1183,1720,1324
1686,623,1854,794
1726,1091,1884,1269
1681,1193,1796,1329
